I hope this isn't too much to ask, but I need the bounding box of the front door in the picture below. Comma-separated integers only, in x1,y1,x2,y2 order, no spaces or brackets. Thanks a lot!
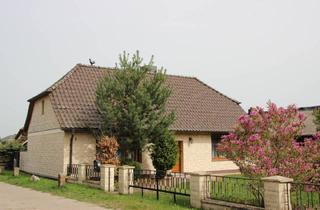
172,141,183,172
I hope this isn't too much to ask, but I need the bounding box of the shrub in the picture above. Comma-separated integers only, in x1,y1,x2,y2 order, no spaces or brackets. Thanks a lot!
150,129,177,172
0,140,23,156
121,159,142,170
96,136,120,165
218,102,320,183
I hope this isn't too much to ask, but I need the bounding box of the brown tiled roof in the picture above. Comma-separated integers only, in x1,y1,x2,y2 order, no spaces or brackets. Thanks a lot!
26,64,245,132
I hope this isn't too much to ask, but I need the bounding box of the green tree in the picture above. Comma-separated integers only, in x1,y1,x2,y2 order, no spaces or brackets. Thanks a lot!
96,51,177,170
150,129,177,172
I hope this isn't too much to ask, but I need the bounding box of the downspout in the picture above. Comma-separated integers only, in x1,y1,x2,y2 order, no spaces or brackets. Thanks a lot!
68,129,75,175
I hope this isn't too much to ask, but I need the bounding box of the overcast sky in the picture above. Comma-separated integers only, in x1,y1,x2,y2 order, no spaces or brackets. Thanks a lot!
1,0,319,137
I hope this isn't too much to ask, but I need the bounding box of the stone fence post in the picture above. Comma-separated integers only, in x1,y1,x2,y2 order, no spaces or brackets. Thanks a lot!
262,176,293,210
100,164,116,192
78,164,86,183
190,172,208,209
13,167,19,176
118,165,135,195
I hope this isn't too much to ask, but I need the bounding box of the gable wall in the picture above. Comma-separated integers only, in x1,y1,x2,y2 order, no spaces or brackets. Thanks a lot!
20,95,65,178
28,95,60,133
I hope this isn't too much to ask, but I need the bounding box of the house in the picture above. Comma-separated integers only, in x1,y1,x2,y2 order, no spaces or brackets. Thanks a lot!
19,64,245,178
299,106,320,138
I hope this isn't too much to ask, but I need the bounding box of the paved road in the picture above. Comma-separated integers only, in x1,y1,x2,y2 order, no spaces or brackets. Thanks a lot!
0,182,108,210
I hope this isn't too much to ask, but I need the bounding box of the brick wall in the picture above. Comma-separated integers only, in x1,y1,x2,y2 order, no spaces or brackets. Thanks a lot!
20,130,65,178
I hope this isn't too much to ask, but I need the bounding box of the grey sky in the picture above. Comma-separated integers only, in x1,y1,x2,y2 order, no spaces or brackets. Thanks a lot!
1,0,319,137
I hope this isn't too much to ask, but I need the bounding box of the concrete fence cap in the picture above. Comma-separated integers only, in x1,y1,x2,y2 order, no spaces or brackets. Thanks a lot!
118,165,135,169
189,171,209,176
100,164,116,168
261,175,293,183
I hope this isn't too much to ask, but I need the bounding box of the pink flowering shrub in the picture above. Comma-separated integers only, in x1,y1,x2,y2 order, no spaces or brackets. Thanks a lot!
217,102,320,183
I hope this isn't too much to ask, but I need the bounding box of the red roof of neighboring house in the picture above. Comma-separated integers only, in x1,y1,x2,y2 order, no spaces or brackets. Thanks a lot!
23,64,245,133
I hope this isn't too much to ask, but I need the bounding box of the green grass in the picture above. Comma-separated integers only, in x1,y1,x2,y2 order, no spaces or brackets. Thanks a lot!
0,170,196,210
291,187,320,208
208,176,264,207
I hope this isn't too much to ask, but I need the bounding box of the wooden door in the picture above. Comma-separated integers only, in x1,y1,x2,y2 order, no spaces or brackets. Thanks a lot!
172,141,183,172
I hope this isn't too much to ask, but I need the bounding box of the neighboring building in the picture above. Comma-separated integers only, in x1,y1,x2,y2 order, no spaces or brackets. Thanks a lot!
299,106,320,137
19,64,245,178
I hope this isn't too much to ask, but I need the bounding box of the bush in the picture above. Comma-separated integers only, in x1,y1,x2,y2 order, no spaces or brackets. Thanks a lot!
96,136,120,165
150,130,177,172
0,140,23,169
0,140,22,156
121,159,142,170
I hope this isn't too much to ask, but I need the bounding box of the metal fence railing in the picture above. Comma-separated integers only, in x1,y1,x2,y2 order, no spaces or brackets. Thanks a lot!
129,169,190,202
67,164,79,179
85,165,101,181
205,175,264,207
291,182,320,210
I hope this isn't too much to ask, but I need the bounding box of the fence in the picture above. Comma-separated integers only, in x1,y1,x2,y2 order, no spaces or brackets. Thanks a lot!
67,164,79,179
66,164,101,181
291,182,320,210
205,175,264,207
65,165,312,210
85,165,101,181
129,169,190,202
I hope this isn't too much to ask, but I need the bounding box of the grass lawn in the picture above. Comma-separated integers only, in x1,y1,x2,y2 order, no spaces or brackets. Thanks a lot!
290,186,320,209
0,170,196,210
207,175,264,207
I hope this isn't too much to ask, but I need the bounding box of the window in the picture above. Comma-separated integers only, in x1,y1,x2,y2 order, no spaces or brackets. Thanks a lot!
41,100,45,115
211,132,227,160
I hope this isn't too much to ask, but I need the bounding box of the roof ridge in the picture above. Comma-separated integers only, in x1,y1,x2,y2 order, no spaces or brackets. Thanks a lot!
77,63,115,70
193,78,241,104
78,63,196,79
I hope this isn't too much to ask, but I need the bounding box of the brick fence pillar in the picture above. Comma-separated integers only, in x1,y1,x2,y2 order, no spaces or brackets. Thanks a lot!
78,164,86,183
262,176,293,210
100,164,116,192
118,165,135,195
190,172,208,209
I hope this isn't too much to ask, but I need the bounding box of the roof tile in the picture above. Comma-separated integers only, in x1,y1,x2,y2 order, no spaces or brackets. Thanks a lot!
39,64,245,132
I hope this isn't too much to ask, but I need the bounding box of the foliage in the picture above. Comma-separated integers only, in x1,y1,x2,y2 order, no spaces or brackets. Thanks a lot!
313,108,320,131
150,129,177,172
217,102,320,183
96,51,176,169
96,136,120,165
0,140,23,156
121,159,142,170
